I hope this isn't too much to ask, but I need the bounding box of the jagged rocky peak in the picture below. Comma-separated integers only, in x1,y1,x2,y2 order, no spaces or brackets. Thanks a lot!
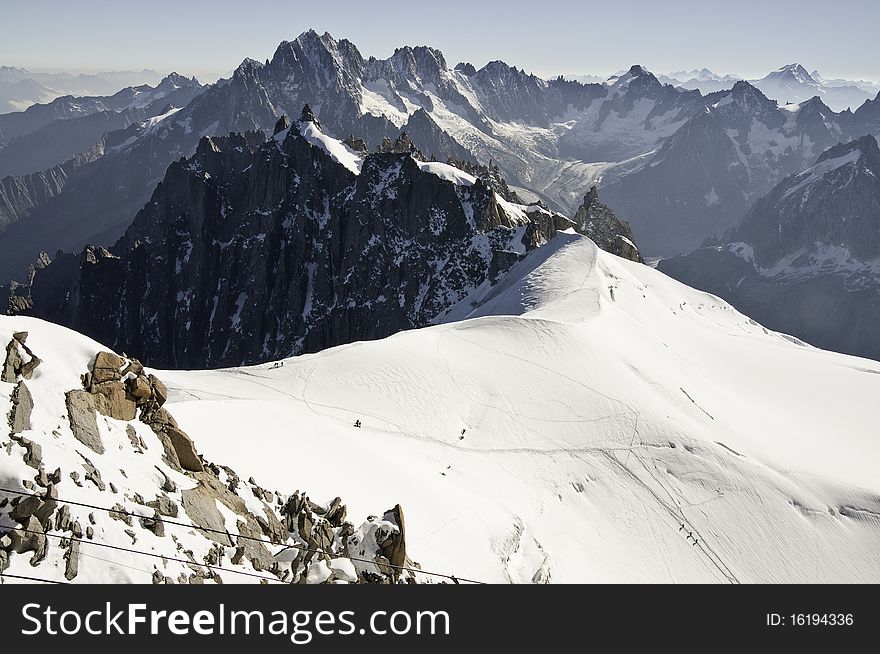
270,29,364,82
608,64,654,86
769,63,816,84
446,158,521,204
727,80,778,112
572,186,643,263
232,57,265,79
299,103,320,127
378,132,423,158
342,134,368,154
817,132,880,164
374,45,449,80
156,71,200,89
13,107,565,369
735,134,880,265
455,62,477,76
273,114,291,135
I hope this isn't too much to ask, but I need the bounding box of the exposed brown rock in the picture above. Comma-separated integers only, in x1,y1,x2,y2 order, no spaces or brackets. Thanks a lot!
127,374,152,401
381,504,408,570
2,339,22,382
64,539,80,580
8,380,34,435
91,351,125,384
65,390,104,454
164,427,204,473
91,382,137,421
149,375,168,406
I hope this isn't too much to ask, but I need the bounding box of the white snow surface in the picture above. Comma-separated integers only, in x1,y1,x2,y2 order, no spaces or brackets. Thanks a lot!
416,161,476,186
4,233,880,583
161,233,880,583
283,120,364,175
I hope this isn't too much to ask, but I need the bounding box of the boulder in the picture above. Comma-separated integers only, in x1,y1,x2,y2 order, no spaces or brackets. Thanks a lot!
146,494,179,518
10,494,43,523
144,406,178,430
8,381,34,435
148,375,168,407
92,383,137,421
180,477,234,547
19,355,41,379
65,390,104,454
165,427,204,473
8,515,47,564
122,359,144,377
19,437,42,469
91,352,125,384
2,339,22,382
127,375,152,401
381,504,408,570
64,539,80,580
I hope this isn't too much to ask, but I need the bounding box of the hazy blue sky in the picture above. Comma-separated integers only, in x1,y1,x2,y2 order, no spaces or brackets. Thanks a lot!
2,0,878,81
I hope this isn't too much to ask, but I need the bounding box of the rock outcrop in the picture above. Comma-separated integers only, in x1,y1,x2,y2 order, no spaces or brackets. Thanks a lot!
1,331,418,584
13,112,569,369
572,186,643,263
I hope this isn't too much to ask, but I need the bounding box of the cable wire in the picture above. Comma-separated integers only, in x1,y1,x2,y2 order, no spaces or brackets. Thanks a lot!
0,571,68,584
2,524,286,584
0,486,485,584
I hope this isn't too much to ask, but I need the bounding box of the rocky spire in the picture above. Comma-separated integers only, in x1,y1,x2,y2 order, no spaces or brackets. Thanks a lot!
273,114,291,136
572,186,643,263
300,104,320,128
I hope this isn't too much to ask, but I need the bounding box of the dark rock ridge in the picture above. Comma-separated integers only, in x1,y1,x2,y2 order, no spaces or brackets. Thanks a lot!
660,135,880,361
446,159,521,204
737,135,880,264
12,110,580,369
572,187,643,263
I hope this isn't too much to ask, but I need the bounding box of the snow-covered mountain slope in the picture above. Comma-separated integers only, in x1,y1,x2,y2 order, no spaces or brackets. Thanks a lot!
1,322,414,585
752,64,875,112
601,82,858,255
659,69,742,94
136,232,880,583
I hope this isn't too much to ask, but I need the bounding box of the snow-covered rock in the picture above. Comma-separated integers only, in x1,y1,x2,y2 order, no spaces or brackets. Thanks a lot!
0,324,415,584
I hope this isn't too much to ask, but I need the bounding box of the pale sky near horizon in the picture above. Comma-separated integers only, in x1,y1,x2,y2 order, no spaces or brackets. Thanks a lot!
1,0,878,82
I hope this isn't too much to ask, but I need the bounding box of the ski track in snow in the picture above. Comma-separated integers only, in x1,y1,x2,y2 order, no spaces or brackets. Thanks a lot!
158,236,880,582
7,233,880,583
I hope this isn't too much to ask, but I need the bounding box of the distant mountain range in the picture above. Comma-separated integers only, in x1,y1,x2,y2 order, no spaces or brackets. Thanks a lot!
2,33,879,281
661,134,880,360
0,73,204,178
0,66,172,113
643,64,877,111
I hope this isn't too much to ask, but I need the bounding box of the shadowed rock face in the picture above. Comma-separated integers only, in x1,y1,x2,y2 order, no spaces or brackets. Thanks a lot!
660,135,880,361
572,187,643,263
12,113,571,369
736,135,880,265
